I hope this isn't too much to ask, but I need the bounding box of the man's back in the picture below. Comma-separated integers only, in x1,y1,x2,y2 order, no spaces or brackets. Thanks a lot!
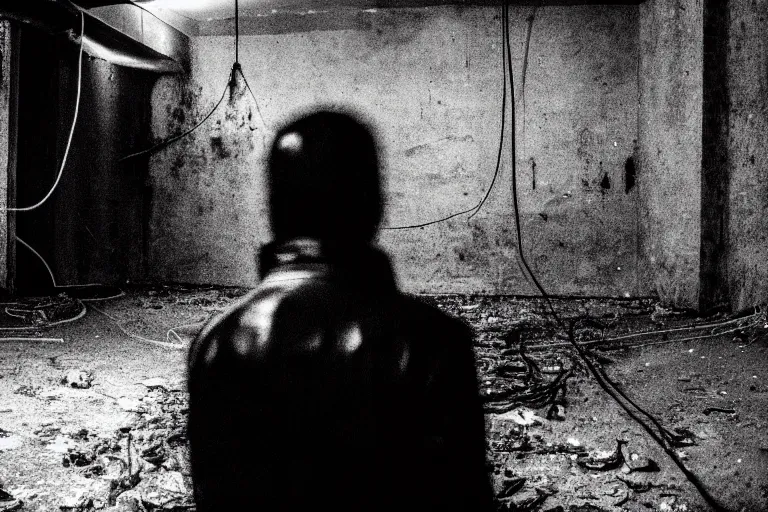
187,239,493,511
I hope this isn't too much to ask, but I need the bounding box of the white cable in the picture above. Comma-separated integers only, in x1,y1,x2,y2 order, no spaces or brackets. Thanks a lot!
0,337,64,343
0,300,87,331
3,12,84,212
15,235,125,299
89,304,186,351
16,235,57,287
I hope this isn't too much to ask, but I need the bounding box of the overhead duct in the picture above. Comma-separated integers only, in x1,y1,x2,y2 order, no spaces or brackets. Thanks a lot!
0,0,189,73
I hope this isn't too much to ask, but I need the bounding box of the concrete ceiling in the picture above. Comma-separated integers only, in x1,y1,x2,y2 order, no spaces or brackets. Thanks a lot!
138,0,271,21
134,0,643,22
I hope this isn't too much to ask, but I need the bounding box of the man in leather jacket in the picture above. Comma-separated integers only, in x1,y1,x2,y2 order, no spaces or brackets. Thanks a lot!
187,109,494,511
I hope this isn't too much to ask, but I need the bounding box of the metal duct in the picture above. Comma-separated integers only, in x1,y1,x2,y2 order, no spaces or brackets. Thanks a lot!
0,0,188,73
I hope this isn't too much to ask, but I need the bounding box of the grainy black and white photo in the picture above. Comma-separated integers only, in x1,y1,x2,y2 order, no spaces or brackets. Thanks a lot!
0,0,766,511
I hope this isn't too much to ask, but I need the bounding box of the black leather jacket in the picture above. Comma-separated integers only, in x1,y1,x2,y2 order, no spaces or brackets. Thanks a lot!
187,239,493,511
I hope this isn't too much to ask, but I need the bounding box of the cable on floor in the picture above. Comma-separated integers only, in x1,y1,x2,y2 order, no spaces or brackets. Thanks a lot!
0,302,87,332
499,3,729,510
89,303,187,351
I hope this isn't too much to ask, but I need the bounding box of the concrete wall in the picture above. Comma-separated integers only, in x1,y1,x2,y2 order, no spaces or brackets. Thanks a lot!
727,0,768,309
638,0,703,308
0,21,11,289
148,5,646,296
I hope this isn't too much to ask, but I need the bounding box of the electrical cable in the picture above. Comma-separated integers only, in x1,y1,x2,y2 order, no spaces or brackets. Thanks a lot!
2,12,84,212
468,2,535,224
383,6,510,230
121,0,268,161
237,66,267,127
89,303,187,351
500,4,728,510
517,314,762,352
0,300,87,331
0,337,65,343
16,236,57,287
15,236,125,300
16,236,193,349
119,71,233,162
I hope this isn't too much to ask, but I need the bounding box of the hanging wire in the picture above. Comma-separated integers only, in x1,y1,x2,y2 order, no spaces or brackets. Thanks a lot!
2,12,84,212
499,3,729,509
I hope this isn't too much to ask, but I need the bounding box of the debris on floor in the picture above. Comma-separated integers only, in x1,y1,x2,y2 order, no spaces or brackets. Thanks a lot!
63,370,94,389
0,289,767,511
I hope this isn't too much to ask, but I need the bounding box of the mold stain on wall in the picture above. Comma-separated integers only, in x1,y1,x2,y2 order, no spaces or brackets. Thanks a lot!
148,5,648,296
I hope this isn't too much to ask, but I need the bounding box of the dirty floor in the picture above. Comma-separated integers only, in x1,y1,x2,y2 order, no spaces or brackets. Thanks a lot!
0,287,766,512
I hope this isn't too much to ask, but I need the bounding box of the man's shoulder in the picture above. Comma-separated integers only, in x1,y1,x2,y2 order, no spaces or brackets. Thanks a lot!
187,283,291,367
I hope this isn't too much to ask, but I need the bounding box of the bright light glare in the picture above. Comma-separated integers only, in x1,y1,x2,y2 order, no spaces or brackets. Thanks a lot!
137,0,219,12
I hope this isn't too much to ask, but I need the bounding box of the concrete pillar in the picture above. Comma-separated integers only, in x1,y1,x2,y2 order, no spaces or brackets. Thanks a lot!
0,21,18,292
699,0,731,311
638,0,704,309
727,0,768,310
640,0,768,311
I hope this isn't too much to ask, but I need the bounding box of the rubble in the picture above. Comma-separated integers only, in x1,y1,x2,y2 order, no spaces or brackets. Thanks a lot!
2,291,766,510
576,440,627,471
63,370,94,389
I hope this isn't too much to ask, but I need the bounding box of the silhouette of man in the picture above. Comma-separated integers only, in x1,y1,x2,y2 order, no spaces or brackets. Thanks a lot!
187,109,493,511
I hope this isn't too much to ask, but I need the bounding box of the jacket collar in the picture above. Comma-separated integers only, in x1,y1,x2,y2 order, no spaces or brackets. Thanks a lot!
258,238,397,291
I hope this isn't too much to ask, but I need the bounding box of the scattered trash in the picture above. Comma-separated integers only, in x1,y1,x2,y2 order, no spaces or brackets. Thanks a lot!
0,429,21,452
155,471,186,494
496,408,544,427
500,488,552,511
546,404,566,421
59,488,92,510
702,407,736,415
62,449,95,468
666,428,697,448
141,441,168,466
117,397,143,413
12,385,38,397
658,497,689,511
627,456,660,473
140,377,171,391
0,487,21,512
617,475,656,493
39,388,65,400
577,440,627,471
497,476,526,498
62,369,94,389
613,489,631,506
46,435,78,454
34,424,61,439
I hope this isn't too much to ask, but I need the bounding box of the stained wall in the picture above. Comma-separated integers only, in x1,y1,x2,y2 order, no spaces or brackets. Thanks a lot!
148,5,645,296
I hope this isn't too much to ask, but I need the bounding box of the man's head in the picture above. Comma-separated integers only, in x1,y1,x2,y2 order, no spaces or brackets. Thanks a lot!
267,109,382,245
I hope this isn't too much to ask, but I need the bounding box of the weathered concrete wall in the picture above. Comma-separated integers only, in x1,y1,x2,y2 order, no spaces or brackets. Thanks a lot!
638,0,703,308
727,0,768,309
0,21,11,290
149,5,645,295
